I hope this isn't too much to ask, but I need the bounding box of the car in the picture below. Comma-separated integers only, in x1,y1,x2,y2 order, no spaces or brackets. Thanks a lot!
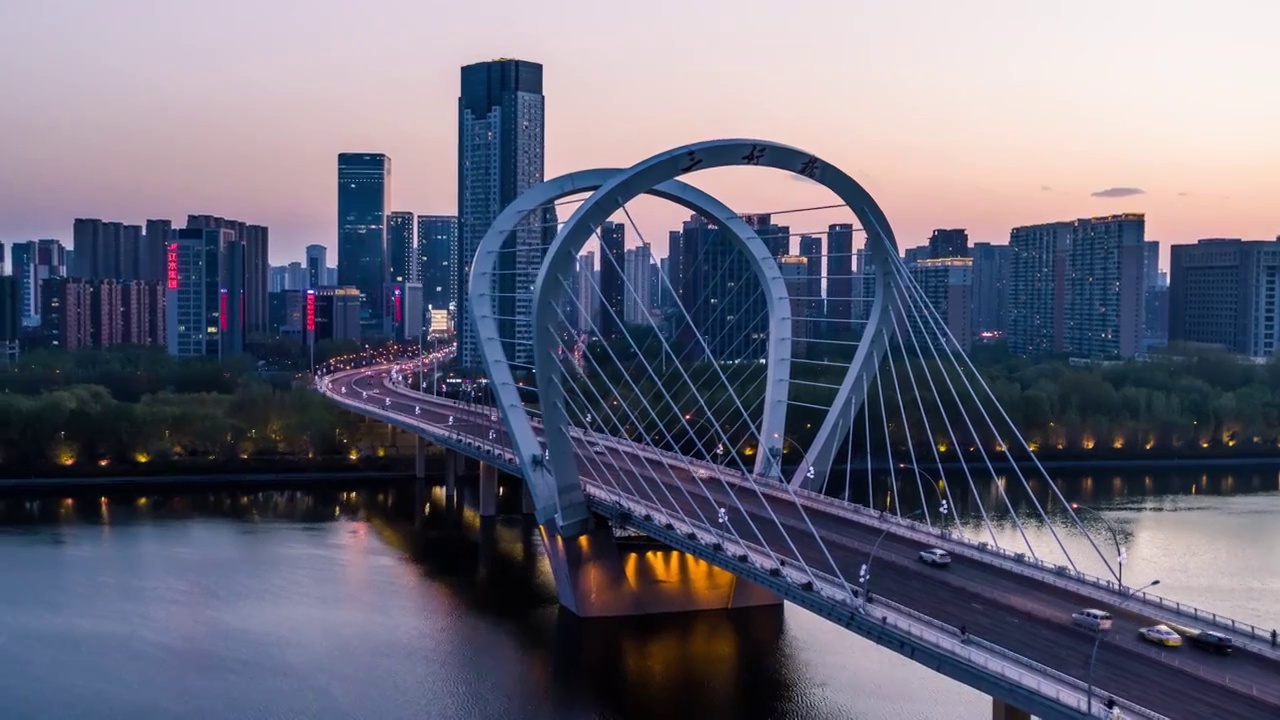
692,469,714,481
918,548,952,567
1188,630,1233,655
1138,624,1183,647
1071,608,1114,632
589,444,607,455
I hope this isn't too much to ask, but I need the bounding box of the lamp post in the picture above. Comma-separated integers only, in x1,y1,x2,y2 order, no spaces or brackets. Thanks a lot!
897,462,952,522
1071,504,1126,592
860,508,924,611
1084,577,1159,717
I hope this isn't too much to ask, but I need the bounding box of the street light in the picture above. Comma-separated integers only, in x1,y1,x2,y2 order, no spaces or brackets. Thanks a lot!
897,462,952,521
1071,504,1126,591
860,508,924,611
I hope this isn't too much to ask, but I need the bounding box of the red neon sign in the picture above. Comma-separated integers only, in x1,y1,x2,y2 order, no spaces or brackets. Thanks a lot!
305,289,316,332
393,288,402,324
166,243,179,289
220,289,228,331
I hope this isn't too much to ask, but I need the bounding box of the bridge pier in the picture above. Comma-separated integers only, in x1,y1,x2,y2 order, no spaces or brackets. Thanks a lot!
414,436,426,479
444,449,461,493
991,699,1031,720
479,463,498,517
539,519,780,617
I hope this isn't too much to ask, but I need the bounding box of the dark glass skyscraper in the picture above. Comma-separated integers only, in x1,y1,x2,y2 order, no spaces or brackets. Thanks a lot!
338,153,391,336
457,59,546,370
597,221,626,340
388,211,415,283
417,215,458,312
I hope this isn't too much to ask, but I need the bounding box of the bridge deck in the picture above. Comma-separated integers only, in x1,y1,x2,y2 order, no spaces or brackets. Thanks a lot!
332,367,1280,720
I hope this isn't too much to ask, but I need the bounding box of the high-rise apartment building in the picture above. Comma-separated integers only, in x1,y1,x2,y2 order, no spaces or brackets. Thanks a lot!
927,228,970,260
10,242,35,321
40,277,93,350
597,221,626,338
908,257,973,350
286,262,307,291
826,224,855,334
576,252,596,332
778,255,811,355
0,275,23,343
677,215,767,362
1008,222,1072,357
457,58,546,370
970,242,1010,336
388,211,416,283
417,215,458,312
1168,238,1280,357
623,245,653,324
337,153,391,336
305,244,327,288
166,227,241,358
143,220,173,284
269,266,288,293
1064,214,1146,359
797,235,823,319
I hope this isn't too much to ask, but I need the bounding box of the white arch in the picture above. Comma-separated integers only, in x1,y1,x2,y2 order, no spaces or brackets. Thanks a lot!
531,140,900,497
469,167,791,535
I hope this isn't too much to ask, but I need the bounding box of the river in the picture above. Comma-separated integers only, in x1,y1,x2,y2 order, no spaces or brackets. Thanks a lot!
0,464,1277,719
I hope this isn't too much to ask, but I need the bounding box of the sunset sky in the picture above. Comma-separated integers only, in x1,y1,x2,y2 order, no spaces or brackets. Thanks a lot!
1,0,1277,266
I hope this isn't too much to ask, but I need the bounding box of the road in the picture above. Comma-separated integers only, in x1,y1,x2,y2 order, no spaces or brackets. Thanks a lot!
328,366,1280,720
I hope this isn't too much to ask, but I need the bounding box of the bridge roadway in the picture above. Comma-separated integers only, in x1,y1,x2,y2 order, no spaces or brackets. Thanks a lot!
333,367,1280,720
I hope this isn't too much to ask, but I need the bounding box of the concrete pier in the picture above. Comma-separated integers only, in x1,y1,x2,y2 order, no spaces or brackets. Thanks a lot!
479,463,498,517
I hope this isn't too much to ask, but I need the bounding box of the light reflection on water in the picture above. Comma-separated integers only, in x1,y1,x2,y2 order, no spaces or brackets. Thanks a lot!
0,464,1276,719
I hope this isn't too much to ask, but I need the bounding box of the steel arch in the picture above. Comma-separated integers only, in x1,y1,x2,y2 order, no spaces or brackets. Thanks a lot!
531,140,900,497
469,167,790,535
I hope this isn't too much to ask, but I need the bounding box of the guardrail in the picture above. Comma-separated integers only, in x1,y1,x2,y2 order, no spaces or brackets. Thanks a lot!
585,483,1162,720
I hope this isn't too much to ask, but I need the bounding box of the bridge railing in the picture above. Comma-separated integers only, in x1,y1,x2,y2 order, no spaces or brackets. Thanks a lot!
583,481,1163,720
324,369,1276,653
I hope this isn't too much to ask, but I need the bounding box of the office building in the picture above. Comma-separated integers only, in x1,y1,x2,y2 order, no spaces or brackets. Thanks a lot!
337,153,391,336
185,215,268,337
1169,238,1280,357
314,286,361,343
1143,240,1166,349
457,58,546,369
797,235,823,319
1007,222,1072,357
165,227,240,358
388,281,424,342
286,262,307,291
1064,214,1146,359
305,244,327,289
744,213,791,258
269,266,288,293
418,215,458,312
268,290,306,338
10,242,36,321
971,242,1010,336
597,221,626,337
388,211,416,283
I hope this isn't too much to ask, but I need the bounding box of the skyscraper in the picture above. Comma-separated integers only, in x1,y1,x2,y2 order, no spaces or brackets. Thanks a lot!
597,221,626,339
185,215,268,337
305,244,327,288
798,235,823,319
11,242,35,321
1008,222,1072,357
623,245,653,324
417,215,458,312
166,227,241,358
1065,214,1146,359
576,252,595,332
927,228,970,259
387,211,416,283
337,153,391,336
970,242,1010,336
826,224,855,334
143,219,173,284
677,215,767,362
457,58,546,370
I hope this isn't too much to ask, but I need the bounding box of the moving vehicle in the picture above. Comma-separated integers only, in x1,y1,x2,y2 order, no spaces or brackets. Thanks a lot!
1071,609,1114,632
1188,630,1233,655
590,444,607,454
693,469,714,481
1138,624,1183,647
918,548,952,567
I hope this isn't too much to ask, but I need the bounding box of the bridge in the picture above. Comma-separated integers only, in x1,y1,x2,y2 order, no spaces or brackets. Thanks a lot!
317,139,1280,720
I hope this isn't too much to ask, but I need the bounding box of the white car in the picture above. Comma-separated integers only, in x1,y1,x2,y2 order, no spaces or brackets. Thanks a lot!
692,469,714,481
590,444,607,454
1139,624,1183,647
918,548,952,567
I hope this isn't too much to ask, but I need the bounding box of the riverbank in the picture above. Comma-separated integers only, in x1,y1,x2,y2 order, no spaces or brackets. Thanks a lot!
0,470,423,497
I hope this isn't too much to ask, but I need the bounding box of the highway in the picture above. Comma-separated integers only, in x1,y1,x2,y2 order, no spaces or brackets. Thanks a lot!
328,365,1280,720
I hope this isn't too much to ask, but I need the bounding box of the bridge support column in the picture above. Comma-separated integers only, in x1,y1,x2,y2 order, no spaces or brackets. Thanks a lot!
539,521,781,617
414,436,426,479
990,699,1031,720
479,463,498,517
521,482,536,515
444,449,459,493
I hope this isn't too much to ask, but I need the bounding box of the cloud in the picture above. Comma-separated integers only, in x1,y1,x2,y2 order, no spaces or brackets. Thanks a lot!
1090,187,1145,198
1177,192,1190,197
1040,185,1053,191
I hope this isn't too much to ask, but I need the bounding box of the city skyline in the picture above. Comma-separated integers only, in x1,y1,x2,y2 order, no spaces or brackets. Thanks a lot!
1,2,1278,266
